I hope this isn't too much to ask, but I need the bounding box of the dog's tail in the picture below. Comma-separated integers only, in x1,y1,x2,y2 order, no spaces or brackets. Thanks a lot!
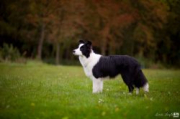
134,66,149,92
143,83,149,92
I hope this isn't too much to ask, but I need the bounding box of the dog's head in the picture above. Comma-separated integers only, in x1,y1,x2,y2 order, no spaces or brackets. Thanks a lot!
73,40,92,58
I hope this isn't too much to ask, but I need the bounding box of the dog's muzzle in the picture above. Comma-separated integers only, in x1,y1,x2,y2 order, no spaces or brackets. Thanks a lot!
73,50,76,54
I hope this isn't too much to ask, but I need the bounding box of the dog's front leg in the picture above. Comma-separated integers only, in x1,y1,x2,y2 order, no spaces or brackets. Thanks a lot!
92,78,103,93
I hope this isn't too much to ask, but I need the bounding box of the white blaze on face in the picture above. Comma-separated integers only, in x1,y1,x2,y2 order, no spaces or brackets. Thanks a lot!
73,44,84,56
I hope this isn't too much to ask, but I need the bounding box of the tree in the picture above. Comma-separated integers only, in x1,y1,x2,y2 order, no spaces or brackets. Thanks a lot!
1,0,179,67
26,0,62,60
156,0,180,66
47,0,86,64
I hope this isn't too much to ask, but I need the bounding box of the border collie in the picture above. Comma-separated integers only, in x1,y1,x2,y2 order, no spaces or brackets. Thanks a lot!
73,40,149,94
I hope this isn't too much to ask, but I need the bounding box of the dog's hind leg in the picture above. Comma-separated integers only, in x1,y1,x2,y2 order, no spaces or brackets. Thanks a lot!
128,85,134,94
121,73,134,94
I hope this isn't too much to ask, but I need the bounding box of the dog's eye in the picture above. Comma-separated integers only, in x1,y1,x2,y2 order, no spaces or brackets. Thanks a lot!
80,46,84,49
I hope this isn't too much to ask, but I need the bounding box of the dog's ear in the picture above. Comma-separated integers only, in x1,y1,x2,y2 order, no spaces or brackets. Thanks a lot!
79,40,84,44
86,41,92,46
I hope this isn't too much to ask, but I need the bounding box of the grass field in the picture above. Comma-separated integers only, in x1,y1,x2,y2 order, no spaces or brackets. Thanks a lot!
0,61,180,119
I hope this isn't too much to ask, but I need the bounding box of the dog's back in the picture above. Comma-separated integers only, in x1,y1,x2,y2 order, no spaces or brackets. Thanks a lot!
92,55,140,78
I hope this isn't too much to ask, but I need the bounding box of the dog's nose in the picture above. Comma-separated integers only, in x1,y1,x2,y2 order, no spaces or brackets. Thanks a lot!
73,50,75,54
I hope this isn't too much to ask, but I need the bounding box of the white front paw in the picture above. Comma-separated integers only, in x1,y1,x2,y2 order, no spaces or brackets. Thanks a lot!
93,89,102,93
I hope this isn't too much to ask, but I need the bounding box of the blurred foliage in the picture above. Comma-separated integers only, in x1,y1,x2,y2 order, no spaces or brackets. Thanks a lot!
0,0,180,67
0,43,20,61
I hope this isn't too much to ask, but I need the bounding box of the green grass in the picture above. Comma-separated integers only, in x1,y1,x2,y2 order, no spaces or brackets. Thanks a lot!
0,61,180,119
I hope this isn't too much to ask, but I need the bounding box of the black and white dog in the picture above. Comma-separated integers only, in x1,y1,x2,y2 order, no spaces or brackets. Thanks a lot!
73,40,149,94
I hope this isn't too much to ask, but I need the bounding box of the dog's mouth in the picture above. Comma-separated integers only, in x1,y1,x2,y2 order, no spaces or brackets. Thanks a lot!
73,50,77,55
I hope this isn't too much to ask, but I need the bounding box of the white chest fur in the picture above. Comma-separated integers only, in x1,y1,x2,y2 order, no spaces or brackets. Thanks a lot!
79,52,101,79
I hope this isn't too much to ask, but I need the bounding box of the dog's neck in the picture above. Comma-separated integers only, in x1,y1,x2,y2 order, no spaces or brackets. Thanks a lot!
79,50,101,68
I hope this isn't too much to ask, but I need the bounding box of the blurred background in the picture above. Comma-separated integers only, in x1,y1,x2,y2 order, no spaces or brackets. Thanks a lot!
0,0,180,68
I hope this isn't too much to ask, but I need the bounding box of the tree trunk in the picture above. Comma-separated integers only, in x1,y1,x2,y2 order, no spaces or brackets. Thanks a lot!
55,43,60,65
101,38,106,55
37,23,45,60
